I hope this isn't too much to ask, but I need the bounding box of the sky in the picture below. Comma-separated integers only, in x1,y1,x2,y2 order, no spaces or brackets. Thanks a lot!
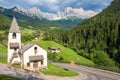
0,0,113,13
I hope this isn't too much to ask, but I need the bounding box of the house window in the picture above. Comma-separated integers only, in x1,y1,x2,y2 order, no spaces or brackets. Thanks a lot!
27,63,30,67
41,60,43,65
14,48,17,51
34,47,37,54
12,33,16,39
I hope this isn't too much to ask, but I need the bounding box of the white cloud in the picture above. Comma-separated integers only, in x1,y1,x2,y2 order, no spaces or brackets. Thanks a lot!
27,0,58,5
0,0,113,13
27,0,40,4
26,0,60,12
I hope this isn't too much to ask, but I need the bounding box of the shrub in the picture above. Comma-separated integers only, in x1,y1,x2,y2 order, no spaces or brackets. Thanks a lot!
90,50,116,67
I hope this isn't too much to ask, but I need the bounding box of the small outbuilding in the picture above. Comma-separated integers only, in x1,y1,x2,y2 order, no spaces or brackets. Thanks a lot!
48,47,61,53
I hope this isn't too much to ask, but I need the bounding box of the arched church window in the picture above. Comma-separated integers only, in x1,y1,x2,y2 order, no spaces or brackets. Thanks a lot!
12,33,16,39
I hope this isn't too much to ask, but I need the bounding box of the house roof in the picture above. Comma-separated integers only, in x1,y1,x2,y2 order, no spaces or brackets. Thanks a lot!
10,43,19,49
18,43,35,54
9,17,20,33
29,55,44,62
48,47,60,50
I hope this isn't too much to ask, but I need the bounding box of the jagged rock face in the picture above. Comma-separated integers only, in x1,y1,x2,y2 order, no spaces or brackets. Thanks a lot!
21,7,98,20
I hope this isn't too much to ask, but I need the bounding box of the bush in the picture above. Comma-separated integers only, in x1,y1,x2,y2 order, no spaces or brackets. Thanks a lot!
48,53,57,61
90,50,116,67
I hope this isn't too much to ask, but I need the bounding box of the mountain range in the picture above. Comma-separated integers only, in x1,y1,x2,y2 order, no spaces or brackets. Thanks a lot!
0,6,98,20
21,7,98,20
0,6,92,28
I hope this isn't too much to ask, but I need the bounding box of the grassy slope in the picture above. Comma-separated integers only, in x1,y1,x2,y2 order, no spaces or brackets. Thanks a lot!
34,40,94,65
21,27,34,35
0,43,7,54
0,43,7,63
41,63,79,76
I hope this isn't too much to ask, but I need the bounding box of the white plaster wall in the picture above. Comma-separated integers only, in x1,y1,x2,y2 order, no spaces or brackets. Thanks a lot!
23,44,47,67
8,33,21,46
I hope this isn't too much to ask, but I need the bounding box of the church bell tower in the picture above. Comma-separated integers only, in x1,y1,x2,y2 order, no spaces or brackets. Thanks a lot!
8,17,21,64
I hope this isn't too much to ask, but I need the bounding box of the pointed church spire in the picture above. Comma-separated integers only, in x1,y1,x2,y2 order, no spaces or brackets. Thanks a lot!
9,17,20,33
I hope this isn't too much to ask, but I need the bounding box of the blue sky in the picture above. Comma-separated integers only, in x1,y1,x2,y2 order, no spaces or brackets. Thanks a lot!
0,0,113,13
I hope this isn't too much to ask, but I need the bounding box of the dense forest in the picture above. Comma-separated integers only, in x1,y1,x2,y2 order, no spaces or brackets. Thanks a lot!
44,0,120,68
0,13,11,30
51,18,85,28
0,13,11,42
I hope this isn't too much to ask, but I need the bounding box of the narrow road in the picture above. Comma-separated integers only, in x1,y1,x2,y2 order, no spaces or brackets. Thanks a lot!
54,63,120,80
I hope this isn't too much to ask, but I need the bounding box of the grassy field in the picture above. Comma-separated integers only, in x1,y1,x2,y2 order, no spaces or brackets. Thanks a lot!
21,28,35,35
12,64,21,68
0,74,18,80
41,63,79,76
0,43,7,63
0,43,7,54
0,57,7,63
33,40,94,65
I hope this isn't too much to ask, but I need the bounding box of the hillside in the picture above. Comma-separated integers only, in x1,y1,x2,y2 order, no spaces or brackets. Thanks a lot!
0,13,11,42
44,0,120,67
0,7,59,30
0,43,7,54
0,39,94,65
33,40,94,65
0,13,11,30
52,18,85,28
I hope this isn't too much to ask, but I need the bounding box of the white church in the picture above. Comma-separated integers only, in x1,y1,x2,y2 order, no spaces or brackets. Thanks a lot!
8,17,47,70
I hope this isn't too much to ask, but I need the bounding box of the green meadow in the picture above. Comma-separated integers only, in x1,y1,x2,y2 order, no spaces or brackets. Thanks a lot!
0,43,7,54
0,43,7,63
41,63,79,76
33,40,94,65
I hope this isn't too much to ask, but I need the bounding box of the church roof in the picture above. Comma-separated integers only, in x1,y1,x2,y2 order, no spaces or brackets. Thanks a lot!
9,17,20,33
29,55,44,62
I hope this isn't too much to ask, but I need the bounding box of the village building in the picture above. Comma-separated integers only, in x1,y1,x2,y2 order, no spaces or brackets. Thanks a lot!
8,17,47,70
48,47,61,53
